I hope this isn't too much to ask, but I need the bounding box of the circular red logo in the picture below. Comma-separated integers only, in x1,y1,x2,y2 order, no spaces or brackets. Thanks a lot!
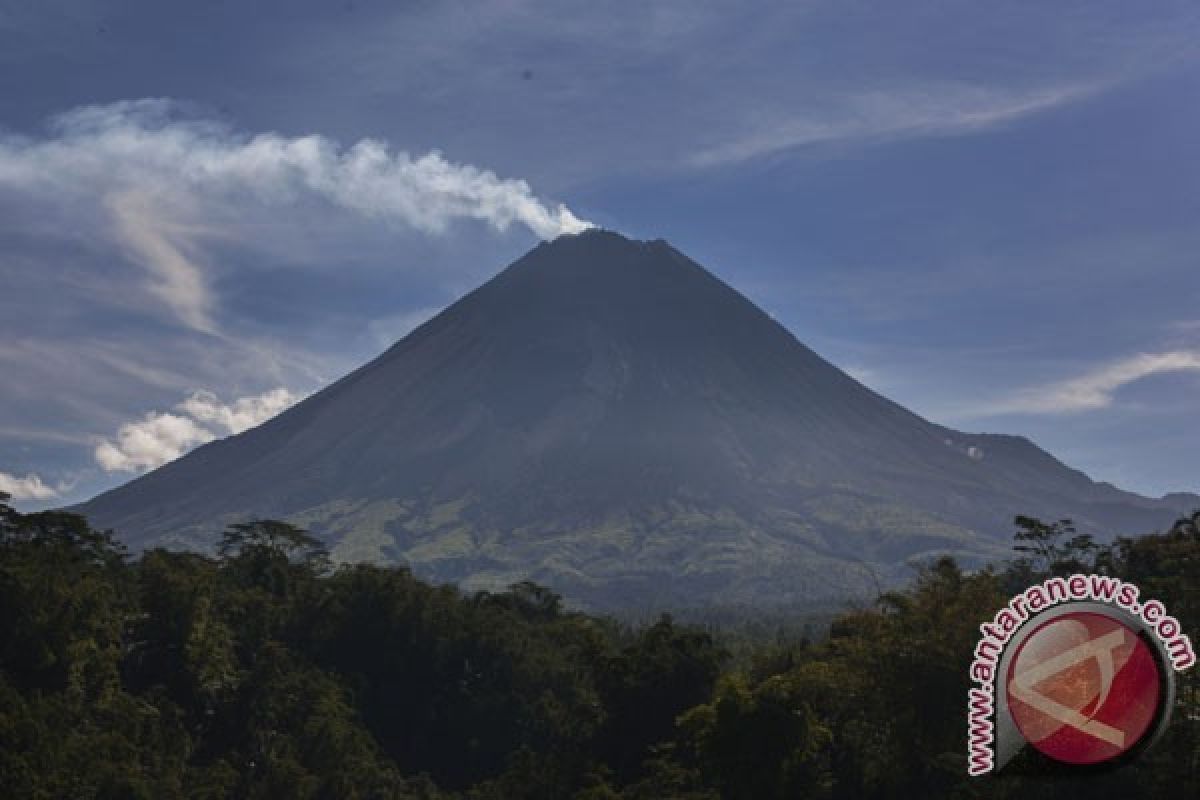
1005,611,1164,765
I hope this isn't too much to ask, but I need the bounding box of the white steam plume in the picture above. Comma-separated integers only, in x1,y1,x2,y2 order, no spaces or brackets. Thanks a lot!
0,99,592,331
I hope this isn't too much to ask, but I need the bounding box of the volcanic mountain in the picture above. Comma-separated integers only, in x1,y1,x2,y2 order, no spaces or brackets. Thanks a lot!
77,230,1196,608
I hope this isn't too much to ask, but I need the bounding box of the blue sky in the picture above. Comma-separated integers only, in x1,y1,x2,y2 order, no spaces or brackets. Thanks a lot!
1,1,1198,508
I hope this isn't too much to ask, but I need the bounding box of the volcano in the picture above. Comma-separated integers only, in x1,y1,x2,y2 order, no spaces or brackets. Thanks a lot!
77,230,1196,608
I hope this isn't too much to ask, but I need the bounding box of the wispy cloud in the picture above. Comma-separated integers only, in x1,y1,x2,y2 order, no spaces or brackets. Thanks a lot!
368,307,443,348
105,189,219,333
0,471,60,501
94,387,303,473
691,82,1099,166
0,99,592,332
1167,319,1200,335
978,350,1200,415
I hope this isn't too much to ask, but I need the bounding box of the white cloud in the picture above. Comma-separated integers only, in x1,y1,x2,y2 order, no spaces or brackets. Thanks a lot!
0,471,59,500
691,82,1098,166
94,411,215,472
95,387,303,473
980,350,1200,415
178,388,300,435
0,99,592,331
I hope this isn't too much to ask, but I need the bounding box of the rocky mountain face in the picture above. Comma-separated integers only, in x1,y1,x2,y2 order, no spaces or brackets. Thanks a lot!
76,230,1197,609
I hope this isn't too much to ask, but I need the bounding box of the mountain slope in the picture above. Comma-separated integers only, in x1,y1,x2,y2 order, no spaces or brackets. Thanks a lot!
77,230,1196,608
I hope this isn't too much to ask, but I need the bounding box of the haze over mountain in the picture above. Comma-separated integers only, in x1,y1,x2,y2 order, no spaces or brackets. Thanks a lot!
77,231,1197,608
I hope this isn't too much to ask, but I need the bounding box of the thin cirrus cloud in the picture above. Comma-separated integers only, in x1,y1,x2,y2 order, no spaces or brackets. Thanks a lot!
368,307,444,348
690,82,1100,167
94,387,302,473
0,99,593,333
978,350,1200,416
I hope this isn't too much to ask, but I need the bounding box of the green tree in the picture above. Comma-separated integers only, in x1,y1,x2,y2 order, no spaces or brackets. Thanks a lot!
1011,515,1099,578
595,614,727,781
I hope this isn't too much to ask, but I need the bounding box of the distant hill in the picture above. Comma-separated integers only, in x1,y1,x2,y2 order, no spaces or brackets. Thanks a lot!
76,230,1198,609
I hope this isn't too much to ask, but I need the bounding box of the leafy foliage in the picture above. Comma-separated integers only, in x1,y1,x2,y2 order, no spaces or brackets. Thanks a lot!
1,495,1198,797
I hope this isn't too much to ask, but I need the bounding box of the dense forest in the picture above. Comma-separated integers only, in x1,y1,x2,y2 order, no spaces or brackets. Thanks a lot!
1,494,1196,799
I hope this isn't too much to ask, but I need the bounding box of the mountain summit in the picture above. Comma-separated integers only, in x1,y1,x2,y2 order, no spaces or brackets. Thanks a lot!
77,230,1195,608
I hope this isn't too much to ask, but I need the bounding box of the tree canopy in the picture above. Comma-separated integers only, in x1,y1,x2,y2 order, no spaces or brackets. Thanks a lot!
1,496,1196,798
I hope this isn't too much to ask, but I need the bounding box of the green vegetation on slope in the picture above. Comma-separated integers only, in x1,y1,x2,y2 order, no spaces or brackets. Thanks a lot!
1,494,1197,798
